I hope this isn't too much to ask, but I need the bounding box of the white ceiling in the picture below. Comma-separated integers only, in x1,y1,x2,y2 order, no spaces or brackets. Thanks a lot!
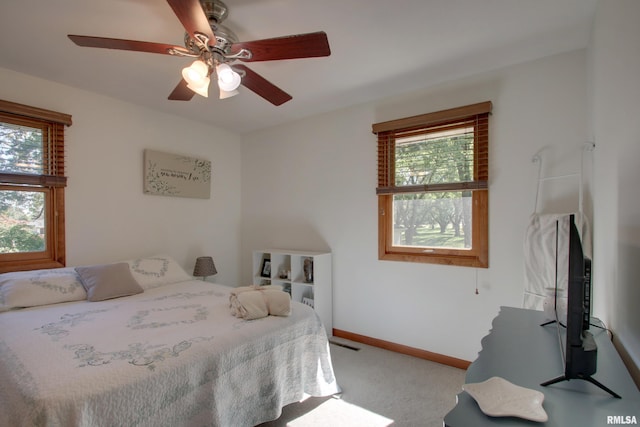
0,0,597,134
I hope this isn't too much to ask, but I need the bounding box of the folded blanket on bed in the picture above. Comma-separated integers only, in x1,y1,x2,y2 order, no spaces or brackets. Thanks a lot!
229,286,291,320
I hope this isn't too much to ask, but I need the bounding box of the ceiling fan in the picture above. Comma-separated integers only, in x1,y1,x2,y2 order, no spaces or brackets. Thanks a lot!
68,0,331,106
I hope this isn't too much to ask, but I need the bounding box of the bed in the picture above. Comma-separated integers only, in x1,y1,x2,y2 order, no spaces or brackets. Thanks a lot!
0,255,339,426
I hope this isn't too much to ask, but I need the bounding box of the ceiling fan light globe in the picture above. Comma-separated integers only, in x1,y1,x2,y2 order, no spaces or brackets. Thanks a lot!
217,76,241,92
182,60,209,86
219,88,239,100
187,76,210,98
216,64,242,91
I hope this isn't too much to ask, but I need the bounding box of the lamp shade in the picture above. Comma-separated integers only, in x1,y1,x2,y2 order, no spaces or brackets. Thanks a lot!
193,256,217,278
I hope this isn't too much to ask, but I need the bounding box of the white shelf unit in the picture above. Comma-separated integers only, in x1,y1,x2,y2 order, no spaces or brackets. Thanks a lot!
252,249,332,335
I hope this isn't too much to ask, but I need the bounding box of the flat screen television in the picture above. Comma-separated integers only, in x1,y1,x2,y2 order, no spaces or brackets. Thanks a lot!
541,214,620,398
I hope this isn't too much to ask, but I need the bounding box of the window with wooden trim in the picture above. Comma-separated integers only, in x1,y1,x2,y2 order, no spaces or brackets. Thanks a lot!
373,101,491,267
0,100,72,273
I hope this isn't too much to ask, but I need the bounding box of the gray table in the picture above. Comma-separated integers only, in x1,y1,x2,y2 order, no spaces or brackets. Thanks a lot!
444,306,640,426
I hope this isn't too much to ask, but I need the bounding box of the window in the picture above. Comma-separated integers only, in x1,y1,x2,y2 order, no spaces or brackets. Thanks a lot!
0,100,71,273
373,101,491,267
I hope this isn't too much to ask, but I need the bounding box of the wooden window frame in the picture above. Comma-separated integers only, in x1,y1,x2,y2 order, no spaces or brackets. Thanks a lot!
373,102,491,268
0,100,71,273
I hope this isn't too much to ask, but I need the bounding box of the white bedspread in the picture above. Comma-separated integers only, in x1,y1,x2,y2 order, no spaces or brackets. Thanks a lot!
0,281,339,426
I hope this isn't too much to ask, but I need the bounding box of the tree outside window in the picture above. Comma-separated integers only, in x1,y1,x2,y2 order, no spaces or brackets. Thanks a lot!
0,122,47,253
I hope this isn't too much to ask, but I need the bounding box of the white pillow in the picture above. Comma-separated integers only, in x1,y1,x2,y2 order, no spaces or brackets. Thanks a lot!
125,255,192,290
0,267,87,311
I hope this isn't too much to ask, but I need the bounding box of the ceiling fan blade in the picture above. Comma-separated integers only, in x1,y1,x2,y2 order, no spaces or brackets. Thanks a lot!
168,79,196,101
166,0,215,44
234,65,292,106
68,35,182,55
230,31,331,62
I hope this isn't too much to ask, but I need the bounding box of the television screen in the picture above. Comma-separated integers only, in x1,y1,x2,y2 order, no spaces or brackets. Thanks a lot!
541,214,620,398
565,214,596,376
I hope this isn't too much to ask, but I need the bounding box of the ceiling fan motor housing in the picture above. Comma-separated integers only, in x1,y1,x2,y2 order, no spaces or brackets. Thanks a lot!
201,0,228,24
194,1,237,57
211,24,238,55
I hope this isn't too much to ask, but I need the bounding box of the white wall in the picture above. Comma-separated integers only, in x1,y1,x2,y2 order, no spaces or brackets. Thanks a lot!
241,50,589,361
591,0,640,376
0,67,242,286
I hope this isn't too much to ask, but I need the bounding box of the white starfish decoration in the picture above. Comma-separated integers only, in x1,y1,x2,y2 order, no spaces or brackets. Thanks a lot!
463,376,549,422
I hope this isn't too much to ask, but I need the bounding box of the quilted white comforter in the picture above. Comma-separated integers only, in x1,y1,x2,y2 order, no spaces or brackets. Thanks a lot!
0,280,339,426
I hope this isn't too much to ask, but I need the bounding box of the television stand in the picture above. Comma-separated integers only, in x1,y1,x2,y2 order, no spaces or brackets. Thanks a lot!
541,373,621,398
444,307,640,427
540,325,621,398
540,319,565,328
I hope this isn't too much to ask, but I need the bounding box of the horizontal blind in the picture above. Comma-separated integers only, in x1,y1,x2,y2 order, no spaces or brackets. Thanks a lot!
0,173,66,187
475,113,489,181
47,122,66,178
374,105,490,195
377,131,394,188
0,104,69,188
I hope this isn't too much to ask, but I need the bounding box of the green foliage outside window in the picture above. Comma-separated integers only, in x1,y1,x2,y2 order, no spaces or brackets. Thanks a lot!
393,132,474,248
0,122,46,254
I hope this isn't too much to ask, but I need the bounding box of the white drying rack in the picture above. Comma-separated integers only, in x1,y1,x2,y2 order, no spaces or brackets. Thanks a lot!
531,142,595,215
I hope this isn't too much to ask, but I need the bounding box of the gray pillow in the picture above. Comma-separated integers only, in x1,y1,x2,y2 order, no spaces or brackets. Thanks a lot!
75,263,143,302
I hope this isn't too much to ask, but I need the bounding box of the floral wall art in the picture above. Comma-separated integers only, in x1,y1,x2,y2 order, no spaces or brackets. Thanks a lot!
143,149,211,199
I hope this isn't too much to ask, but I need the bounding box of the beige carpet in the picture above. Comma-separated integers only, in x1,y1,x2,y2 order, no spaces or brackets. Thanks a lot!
259,337,466,427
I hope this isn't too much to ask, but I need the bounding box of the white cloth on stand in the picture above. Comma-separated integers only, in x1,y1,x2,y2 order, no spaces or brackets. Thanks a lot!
523,213,591,310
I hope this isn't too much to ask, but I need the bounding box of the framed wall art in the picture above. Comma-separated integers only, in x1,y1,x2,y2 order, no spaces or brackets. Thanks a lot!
143,149,211,199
